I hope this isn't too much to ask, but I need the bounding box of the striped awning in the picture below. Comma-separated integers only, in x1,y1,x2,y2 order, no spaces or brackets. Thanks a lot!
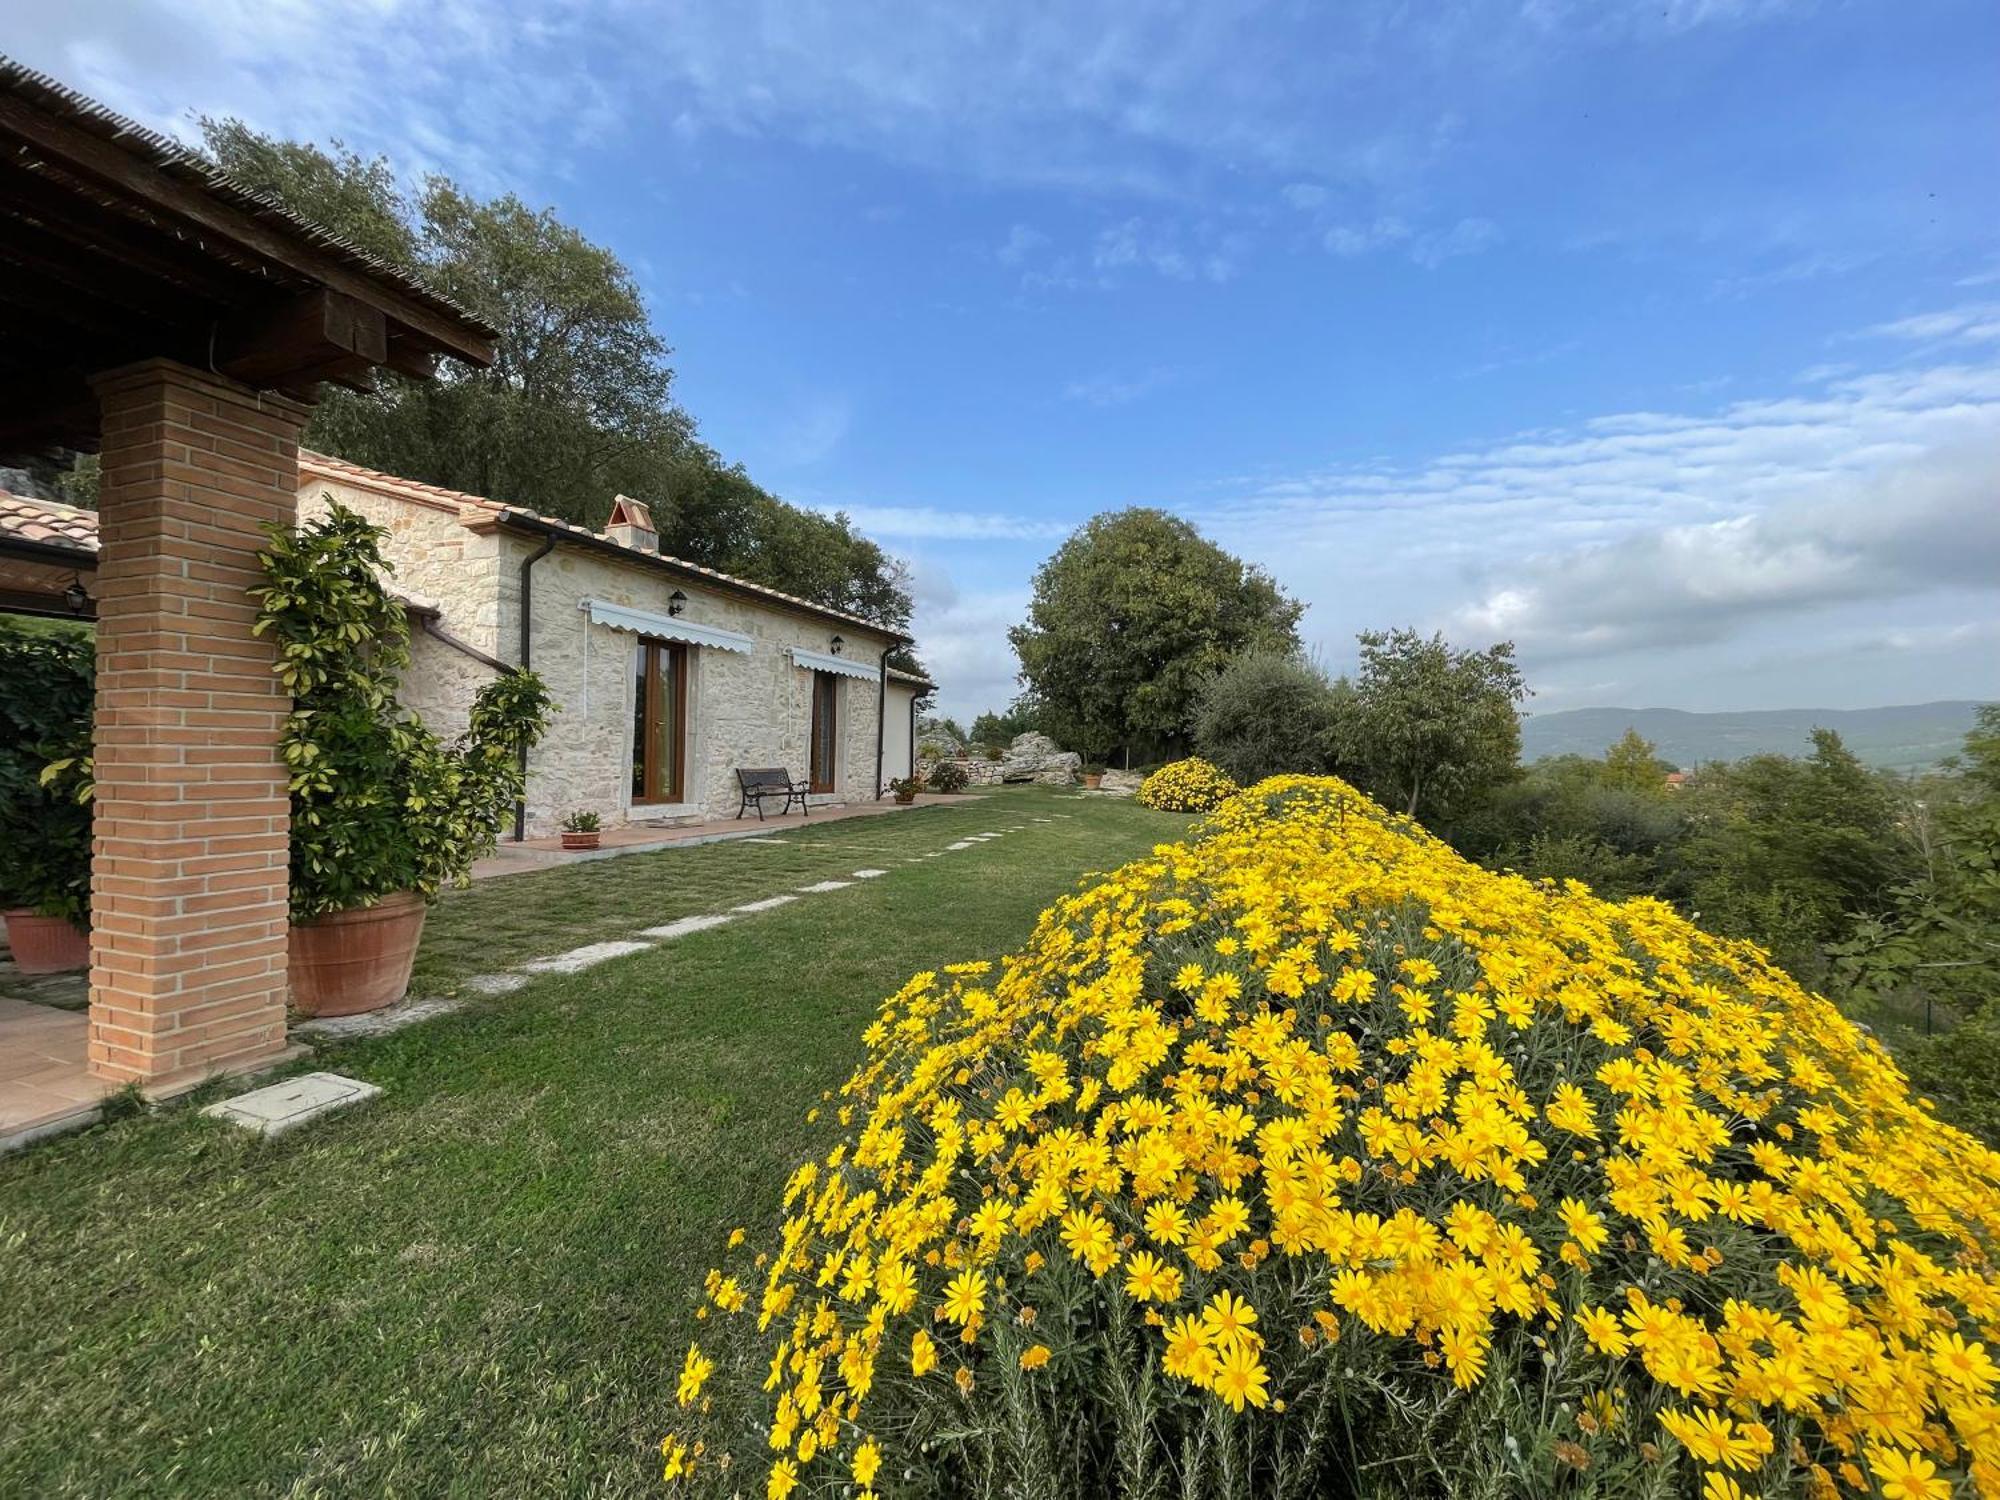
582,597,753,653
789,645,879,682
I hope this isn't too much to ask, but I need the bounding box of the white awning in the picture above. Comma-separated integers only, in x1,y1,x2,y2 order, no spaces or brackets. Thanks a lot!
582,598,753,653
790,645,880,682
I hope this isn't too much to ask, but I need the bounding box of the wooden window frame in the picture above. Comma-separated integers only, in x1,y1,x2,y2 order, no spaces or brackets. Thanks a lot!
632,637,690,806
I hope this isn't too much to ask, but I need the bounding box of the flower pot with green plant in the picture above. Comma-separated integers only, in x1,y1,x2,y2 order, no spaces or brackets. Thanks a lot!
925,759,969,794
1080,762,1106,789
0,630,94,974
255,503,553,1017
560,810,602,850
887,775,924,805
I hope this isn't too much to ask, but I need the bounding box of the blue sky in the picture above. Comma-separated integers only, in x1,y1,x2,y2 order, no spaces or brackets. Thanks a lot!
15,0,2000,724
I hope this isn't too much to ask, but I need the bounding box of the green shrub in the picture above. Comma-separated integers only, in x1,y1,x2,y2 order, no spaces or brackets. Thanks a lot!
0,632,93,923
926,759,970,794
1193,652,1344,784
254,501,554,920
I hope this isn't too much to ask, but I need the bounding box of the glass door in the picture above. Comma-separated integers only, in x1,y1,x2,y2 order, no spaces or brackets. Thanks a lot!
809,670,838,793
631,638,688,804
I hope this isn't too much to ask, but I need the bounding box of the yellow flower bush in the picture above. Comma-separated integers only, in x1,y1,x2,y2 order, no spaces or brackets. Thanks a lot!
665,776,2000,1498
1137,756,1238,813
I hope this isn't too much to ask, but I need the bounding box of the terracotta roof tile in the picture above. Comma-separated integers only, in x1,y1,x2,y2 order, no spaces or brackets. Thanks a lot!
0,491,98,554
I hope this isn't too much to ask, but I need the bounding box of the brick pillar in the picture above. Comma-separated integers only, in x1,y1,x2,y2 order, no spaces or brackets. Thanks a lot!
85,360,309,1088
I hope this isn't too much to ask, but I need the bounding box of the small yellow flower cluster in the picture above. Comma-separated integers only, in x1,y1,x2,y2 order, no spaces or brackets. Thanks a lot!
664,776,2000,1498
1136,756,1238,812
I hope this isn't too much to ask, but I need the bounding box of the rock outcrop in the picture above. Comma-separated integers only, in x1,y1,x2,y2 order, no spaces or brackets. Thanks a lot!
1000,732,1081,785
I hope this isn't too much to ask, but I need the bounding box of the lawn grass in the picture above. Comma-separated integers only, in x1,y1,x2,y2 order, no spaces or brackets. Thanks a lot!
0,788,1186,1497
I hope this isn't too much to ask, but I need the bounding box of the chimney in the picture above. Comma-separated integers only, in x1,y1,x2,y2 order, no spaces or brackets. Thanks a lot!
607,495,658,552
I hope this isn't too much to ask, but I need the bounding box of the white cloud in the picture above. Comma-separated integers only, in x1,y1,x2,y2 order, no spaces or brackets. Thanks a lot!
1864,303,2000,345
769,394,853,467
1063,367,1181,407
1410,216,1501,268
832,505,1072,543
996,223,1050,266
899,561,1030,720
1324,216,1411,256
1198,358,2000,701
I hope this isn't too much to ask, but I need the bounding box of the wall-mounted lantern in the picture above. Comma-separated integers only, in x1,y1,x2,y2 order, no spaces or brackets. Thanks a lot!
63,577,91,616
667,589,687,617
829,634,844,656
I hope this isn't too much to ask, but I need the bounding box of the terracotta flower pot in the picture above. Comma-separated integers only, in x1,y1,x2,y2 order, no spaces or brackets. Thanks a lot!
560,831,601,851
3,909,90,974
894,793,916,805
288,890,427,1018
1083,774,1104,790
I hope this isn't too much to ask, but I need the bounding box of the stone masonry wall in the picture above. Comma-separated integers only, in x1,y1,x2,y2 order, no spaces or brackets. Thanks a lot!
493,533,902,833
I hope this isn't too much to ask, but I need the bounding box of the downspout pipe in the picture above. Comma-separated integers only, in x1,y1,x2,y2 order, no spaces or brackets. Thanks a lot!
513,533,558,841
874,646,892,799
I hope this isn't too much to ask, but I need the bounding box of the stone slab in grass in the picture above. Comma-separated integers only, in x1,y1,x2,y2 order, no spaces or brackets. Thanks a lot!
798,880,852,893
203,1071,381,1137
640,914,734,940
520,940,653,975
296,996,464,1040
851,869,888,878
732,894,798,913
463,973,530,996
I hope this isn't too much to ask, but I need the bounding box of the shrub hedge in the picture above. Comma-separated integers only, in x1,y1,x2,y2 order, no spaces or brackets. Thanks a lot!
664,776,2000,1499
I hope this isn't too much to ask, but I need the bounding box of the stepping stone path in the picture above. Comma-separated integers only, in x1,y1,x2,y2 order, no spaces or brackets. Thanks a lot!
376,807,1073,1015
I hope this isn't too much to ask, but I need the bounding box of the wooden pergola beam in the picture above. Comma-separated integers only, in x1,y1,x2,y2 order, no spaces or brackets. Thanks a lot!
0,93,496,368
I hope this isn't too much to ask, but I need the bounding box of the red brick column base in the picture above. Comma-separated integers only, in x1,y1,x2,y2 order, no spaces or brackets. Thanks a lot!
86,360,309,1087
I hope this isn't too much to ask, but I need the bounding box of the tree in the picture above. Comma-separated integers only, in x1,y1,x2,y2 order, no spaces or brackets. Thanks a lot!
969,706,1040,747
1835,705,2000,1019
1008,510,1302,761
1193,651,1353,785
1599,728,1674,795
1346,629,1527,825
1678,730,1911,979
196,120,917,646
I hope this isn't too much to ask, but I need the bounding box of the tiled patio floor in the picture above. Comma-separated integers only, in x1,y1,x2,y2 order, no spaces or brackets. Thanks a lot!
469,793,976,880
0,983,111,1147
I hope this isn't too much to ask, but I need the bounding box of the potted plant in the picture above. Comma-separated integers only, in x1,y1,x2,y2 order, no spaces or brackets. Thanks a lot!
925,759,969,795
560,810,602,850
888,775,924,805
0,630,94,974
1081,762,1107,790
255,504,553,1017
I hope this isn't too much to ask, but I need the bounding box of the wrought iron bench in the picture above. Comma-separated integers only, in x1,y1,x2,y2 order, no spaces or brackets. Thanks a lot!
735,767,811,820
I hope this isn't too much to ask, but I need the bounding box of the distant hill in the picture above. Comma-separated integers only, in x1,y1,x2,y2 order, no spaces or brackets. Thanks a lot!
1520,701,1990,772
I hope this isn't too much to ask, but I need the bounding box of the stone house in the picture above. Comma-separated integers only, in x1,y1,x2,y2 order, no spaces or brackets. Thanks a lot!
294,453,930,837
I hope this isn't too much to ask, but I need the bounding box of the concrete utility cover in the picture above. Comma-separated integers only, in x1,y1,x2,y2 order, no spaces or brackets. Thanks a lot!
203,1071,381,1136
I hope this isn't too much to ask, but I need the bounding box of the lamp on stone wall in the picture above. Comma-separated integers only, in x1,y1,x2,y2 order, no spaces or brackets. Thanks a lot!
830,634,844,655
668,589,687,617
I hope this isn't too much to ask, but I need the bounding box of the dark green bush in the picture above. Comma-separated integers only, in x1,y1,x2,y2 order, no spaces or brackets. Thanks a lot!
925,759,969,793
0,629,94,923
1192,651,1345,784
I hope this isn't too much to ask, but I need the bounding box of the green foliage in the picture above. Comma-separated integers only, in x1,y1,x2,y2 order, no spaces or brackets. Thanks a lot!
1900,1001,2000,1147
1598,727,1675,794
1453,752,1689,903
253,501,553,920
561,810,602,834
970,706,1040,746
199,120,916,644
925,759,970,794
1193,651,1351,785
1346,628,1527,825
1009,509,1301,761
1677,730,1911,981
1833,703,2000,1018
0,632,94,922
